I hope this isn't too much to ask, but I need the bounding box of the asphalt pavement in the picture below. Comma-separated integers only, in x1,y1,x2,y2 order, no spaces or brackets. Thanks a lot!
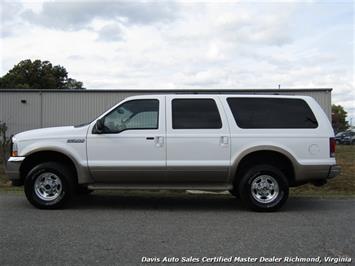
0,192,354,265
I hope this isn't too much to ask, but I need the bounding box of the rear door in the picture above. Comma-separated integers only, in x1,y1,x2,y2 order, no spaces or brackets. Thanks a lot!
166,95,231,185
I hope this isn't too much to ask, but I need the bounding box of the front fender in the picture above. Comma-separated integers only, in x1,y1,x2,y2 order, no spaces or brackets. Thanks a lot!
19,140,92,184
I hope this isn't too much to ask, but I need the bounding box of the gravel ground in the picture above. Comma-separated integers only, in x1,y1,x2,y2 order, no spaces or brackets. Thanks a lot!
0,192,354,265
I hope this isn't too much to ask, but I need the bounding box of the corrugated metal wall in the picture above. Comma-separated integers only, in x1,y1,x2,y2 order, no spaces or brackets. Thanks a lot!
41,92,141,127
0,91,41,135
0,89,332,136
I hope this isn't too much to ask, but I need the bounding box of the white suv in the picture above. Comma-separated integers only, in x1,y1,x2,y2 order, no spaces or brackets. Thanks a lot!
6,94,340,211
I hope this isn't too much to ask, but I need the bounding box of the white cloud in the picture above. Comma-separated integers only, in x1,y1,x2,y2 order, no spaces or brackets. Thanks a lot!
96,23,124,42
20,1,178,30
0,0,354,122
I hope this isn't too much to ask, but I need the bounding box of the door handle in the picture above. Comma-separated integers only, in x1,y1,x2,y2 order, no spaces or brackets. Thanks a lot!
155,136,164,147
220,136,229,145
146,137,154,140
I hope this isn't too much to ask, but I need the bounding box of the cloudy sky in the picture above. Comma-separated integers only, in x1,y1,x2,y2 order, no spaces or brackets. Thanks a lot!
1,0,354,122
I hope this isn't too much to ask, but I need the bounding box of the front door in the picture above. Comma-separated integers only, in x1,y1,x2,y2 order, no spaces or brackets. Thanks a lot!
87,96,166,183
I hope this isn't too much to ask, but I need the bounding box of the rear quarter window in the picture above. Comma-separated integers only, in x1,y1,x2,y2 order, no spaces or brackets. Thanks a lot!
227,97,318,129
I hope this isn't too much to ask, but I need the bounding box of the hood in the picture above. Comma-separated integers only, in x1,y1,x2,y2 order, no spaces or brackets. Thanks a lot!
14,125,90,142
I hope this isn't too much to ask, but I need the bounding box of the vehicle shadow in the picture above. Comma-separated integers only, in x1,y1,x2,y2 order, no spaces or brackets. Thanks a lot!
69,191,346,212
71,192,244,212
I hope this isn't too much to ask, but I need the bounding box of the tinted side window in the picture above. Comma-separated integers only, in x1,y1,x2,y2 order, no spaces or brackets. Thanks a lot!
227,98,318,129
103,99,159,133
172,99,222,129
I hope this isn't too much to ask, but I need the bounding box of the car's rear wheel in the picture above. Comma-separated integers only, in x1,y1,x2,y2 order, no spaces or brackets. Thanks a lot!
238,164,289,212
24,162,74,209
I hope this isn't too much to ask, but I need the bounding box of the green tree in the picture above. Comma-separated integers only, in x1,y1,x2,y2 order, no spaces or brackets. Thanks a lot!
332,104,349,133
0,121,10,167
65,78,84,90
0,59,85,90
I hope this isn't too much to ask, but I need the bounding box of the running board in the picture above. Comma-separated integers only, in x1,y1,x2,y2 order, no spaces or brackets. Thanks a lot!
87,184,232,190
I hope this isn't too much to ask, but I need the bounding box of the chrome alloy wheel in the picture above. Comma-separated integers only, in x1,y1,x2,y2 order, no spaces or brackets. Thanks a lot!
34,172,63,201
251,174,279,204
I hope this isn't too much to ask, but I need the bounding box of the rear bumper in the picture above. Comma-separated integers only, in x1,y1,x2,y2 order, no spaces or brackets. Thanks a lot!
295,164,341,184
5,157,25,183
327,165,341,179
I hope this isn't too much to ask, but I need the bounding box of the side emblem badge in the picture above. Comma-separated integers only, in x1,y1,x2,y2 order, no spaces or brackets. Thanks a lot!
67,139,85,143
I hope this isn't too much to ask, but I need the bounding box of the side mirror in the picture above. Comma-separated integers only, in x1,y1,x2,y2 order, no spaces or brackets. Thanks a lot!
93,118,105,134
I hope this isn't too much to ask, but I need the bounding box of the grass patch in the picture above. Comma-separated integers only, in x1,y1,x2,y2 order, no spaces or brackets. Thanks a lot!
1,145,354,196
291,145,355,196
0,148,11,188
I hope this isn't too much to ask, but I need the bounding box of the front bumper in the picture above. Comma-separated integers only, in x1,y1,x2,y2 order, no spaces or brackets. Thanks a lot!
5,157,25,181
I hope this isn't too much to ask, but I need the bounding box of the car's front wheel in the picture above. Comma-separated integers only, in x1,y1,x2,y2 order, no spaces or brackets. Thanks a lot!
238,164,289,212
24,162,74,209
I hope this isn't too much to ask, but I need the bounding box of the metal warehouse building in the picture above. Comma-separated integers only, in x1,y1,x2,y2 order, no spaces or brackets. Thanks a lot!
0,88,332,136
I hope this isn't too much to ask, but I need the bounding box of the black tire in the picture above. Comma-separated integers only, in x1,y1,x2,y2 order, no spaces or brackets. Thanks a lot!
238,164,289,212
24,162,74,209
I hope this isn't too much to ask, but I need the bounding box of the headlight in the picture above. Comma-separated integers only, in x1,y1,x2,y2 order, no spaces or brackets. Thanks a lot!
10,137,18,157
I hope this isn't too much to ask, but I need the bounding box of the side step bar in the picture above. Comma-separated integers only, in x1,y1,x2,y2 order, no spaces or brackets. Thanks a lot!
87,184,232,190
